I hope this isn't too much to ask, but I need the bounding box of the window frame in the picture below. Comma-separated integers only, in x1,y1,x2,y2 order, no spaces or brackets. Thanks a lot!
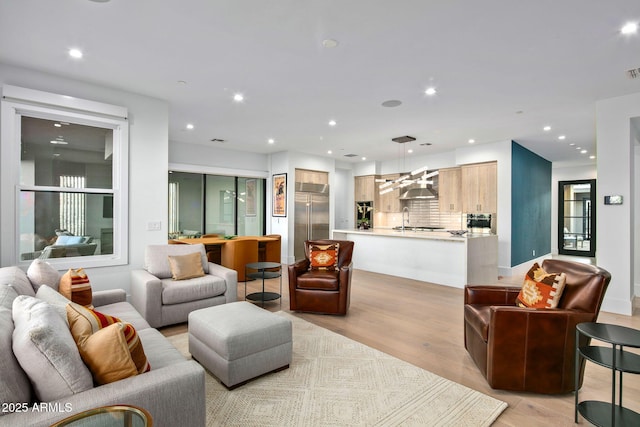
1,85,129,269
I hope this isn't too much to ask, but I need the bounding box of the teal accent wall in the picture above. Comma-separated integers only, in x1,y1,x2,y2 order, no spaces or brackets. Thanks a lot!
511,141,552,266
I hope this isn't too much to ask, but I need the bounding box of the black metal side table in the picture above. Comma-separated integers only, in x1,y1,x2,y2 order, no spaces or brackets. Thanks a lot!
575,322,640,426
244,261,282,307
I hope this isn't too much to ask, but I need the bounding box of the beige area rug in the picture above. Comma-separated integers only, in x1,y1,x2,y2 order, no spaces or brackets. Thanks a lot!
167,312,507,426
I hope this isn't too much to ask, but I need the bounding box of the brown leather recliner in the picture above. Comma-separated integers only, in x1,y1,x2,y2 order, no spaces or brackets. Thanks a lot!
288,239,354,315
464,259,611,394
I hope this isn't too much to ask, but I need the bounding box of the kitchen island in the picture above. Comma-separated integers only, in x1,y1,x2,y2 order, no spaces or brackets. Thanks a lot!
332,228,498,288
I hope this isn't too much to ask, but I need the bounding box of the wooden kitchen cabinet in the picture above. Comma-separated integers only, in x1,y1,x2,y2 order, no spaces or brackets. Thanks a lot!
354,175,375,202
461,161,497,213
296,169,328,185
438,167,462,212
377,173,400,212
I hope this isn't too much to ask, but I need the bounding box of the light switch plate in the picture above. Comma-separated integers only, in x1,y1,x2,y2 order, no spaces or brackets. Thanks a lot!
147,221,161,231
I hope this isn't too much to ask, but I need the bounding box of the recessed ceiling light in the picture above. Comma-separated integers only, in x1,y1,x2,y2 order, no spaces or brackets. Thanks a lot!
328,120,337,127
580,150,588,154
322,39,339,48
408,149,413,154
543,126,551,131
569,143,576,146
468,139,475,144
558,135,566,140
233,93,244,102
68,48,83,59
50,139,68,145
589,155,596,159
361,157,367,161
267,138,275,144
576,146,582,150
621,22,638,35
186,123,194,130
425,87,437,96
54,123,62,128
327,150,332,154
381,100,402,108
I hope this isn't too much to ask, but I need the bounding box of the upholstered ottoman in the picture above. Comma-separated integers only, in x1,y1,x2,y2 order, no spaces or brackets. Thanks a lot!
188,301,292,388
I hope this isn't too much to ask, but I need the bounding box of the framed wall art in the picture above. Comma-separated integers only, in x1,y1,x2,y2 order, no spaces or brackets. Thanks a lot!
272,173,287,217
245,179,257,216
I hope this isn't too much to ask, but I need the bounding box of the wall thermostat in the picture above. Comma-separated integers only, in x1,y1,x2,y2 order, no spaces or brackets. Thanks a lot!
604,195,623,205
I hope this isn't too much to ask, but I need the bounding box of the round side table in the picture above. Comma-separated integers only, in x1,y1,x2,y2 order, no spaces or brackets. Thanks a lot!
575,322,640,426
244,261,282,307
50,405,152,427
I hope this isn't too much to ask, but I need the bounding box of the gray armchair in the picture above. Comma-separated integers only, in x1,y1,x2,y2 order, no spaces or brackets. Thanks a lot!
131,244,237,328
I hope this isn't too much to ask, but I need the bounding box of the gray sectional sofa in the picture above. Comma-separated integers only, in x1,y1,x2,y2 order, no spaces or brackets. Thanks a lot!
0,266,205,427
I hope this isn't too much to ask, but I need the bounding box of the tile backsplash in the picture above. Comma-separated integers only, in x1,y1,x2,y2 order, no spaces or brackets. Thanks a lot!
376,199,464,230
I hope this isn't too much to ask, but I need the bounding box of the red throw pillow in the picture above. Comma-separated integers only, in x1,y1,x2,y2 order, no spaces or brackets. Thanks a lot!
309,243,340,271
516,263,566,309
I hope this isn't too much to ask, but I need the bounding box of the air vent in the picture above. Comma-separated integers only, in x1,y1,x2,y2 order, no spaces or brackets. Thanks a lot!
210,138,225,142
392,135,416,144
343,153,358,157
627,68,640,79
420,142,433,146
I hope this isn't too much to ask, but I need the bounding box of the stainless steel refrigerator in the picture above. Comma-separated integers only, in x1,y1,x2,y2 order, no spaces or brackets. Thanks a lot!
294,182,330,260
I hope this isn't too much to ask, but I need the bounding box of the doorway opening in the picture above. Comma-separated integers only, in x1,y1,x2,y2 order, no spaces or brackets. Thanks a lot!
558,179,596,257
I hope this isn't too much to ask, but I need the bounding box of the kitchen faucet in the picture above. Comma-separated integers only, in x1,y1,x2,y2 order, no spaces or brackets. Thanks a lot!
401,207,410,231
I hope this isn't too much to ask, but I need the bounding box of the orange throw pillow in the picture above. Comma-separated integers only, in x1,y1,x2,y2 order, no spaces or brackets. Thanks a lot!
516,263,567,309
59,268,93,308
66,303,150,384
309,243,340,271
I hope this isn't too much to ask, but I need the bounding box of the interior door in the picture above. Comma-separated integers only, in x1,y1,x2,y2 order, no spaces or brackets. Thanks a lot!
558,179,596,257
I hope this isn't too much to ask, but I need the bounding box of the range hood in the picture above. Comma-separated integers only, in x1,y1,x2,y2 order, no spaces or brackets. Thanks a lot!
399,187,438,200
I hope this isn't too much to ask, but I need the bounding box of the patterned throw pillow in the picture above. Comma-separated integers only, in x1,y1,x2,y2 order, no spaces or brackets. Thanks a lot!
309,243,340,271
59,268,93,308
516,263,567,309
66,302,151,384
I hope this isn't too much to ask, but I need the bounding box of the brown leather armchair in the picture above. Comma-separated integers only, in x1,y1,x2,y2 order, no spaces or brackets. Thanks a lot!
464,259,611,394
288,239,354,315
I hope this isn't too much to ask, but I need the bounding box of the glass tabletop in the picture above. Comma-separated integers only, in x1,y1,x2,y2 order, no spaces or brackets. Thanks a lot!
50,405,152,427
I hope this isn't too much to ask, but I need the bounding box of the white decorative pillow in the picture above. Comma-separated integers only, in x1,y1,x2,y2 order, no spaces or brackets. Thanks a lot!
27,259,61,291
0,285,32,411
35,284,71,325
12,296,93,402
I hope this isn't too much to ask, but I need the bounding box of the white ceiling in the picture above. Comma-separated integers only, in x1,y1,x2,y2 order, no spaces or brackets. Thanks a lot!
1,0,639,167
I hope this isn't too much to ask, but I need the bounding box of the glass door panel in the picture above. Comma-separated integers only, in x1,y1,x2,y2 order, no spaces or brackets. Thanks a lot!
168,172,203,238
205,175,235,236
558,179,595,257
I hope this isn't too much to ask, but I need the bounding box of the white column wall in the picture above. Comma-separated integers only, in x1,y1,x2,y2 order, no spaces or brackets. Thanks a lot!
595,93,639,315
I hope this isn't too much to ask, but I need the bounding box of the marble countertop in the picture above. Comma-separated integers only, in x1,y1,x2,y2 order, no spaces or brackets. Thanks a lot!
332,228,496,242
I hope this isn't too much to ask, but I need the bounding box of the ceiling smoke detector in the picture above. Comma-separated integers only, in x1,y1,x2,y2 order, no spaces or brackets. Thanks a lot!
343,153,358,157
210,138,225,143
392,135,416,144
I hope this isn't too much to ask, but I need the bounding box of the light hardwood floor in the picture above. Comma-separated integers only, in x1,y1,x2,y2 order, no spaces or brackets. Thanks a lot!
160,268,640,427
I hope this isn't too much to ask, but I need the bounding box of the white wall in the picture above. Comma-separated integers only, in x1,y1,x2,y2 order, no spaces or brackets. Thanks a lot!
595,92,639,315
334,168,354,231
0,63,169,293
170,142,268,175
551,164,597,255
